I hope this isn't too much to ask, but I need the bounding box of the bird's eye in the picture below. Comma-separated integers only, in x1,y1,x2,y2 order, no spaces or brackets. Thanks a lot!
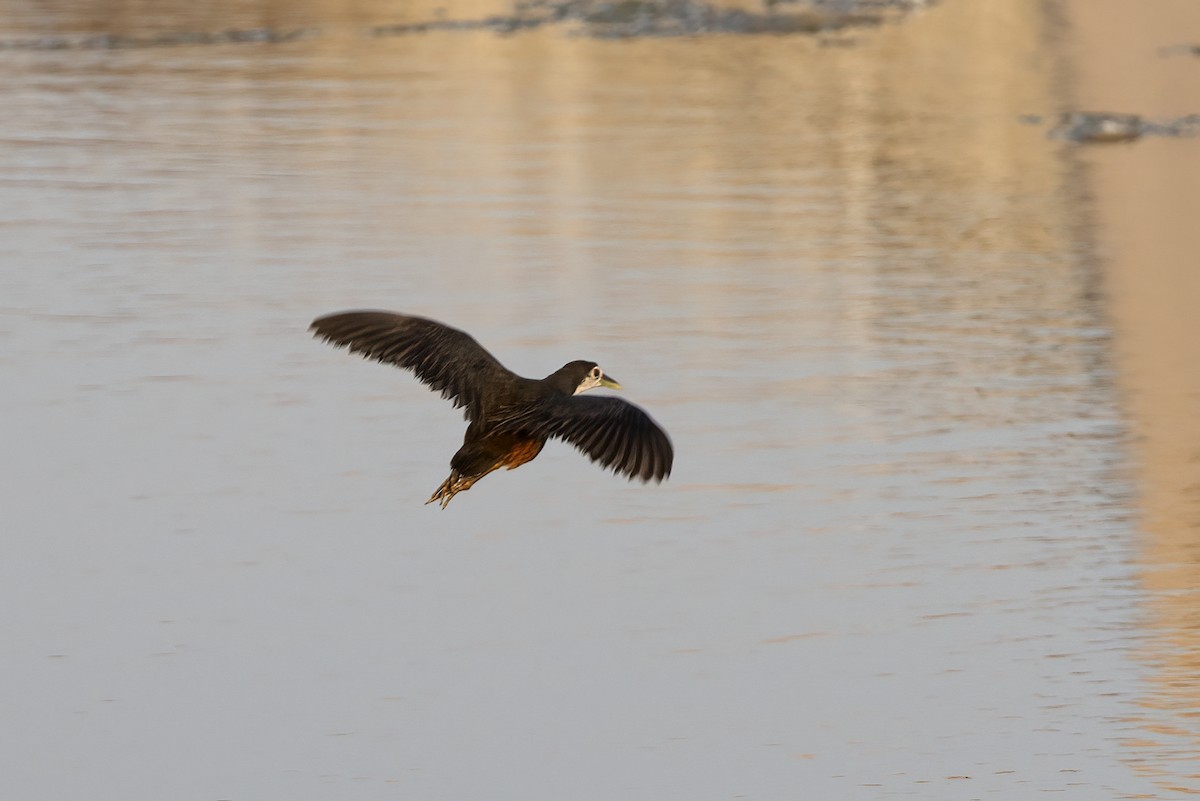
591,367,601,379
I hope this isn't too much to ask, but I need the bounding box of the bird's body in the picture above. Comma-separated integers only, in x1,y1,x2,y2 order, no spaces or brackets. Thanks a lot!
310,310,673,507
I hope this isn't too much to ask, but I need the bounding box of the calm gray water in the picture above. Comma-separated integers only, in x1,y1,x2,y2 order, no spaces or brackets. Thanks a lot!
3,1,1196,799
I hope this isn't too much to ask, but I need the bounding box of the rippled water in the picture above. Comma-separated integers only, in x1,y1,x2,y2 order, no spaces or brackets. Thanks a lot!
3,0,1198,798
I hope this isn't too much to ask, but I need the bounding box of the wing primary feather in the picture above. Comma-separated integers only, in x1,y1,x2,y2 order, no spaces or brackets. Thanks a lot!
628,426,648,481
594,415,622,456
596,418,624,469
650,433,667,481
609,421,634,477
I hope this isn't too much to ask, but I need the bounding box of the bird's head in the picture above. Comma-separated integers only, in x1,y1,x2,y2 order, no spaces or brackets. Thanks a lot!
548,360,622,395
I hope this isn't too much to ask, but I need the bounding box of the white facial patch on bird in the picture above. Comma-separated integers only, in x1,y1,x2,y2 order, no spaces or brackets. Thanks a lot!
574,365,604,395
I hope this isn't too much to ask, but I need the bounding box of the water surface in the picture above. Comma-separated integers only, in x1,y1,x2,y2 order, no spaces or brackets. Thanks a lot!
2,1,1195,798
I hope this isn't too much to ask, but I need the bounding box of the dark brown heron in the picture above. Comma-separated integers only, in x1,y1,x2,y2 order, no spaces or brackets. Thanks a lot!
310,310,673,508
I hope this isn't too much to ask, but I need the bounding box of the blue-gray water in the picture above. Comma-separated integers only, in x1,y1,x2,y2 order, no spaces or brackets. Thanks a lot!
3,1,1198,798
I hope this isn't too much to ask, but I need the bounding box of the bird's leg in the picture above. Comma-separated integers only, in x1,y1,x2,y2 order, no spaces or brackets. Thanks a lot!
425,469,482,509
425,464,504,509
425,470,460,507
440,480,471,509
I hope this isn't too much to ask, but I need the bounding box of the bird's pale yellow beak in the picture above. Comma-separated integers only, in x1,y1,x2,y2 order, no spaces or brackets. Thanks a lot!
600,376,622,390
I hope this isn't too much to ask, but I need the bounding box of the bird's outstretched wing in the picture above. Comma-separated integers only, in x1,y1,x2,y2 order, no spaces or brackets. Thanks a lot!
493,395,673,483
310,310,515,422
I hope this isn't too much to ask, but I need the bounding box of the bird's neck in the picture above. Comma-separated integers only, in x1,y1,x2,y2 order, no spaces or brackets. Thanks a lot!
542,366,580,395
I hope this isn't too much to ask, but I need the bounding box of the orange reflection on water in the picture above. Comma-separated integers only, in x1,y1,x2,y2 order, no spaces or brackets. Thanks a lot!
1065,0,1200,794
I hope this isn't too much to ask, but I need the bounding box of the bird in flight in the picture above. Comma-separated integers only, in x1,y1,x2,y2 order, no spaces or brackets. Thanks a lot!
310,310,673,508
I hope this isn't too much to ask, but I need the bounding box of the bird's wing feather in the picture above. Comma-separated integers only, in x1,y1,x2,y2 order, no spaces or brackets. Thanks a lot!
310,310,514,421
493,395,673,483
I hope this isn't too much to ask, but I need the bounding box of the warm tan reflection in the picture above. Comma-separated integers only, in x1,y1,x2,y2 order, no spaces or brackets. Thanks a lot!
1064,0,1200,793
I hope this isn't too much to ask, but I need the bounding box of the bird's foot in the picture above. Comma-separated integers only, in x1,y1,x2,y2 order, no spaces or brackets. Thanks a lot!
426,471,477,509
